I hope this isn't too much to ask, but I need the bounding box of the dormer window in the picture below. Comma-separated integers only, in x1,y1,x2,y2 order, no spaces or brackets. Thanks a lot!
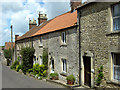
112,3,120,31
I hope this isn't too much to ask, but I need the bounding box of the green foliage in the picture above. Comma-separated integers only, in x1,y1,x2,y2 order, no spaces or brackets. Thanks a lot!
20,47,35,74
43,70,47,77
32,64,47,77
4,48,14,59
16,64,22,72
50,72,58,78
96,65,104,86
10,60,19,69
43,48,48,70
2,46,5,50
28,68,33,73
66,74,76,81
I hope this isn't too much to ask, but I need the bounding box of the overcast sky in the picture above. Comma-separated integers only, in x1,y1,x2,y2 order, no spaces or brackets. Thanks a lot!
0,0,87,46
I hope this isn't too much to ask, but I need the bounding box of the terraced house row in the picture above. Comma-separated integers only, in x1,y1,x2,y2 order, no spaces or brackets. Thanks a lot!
14,1,120,88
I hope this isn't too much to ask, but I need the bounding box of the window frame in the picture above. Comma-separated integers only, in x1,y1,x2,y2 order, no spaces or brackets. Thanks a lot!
51,59,54,73
112,53,120,81
62,32,66,44
112,3,120,31
62,59,67,73
40,56,43,65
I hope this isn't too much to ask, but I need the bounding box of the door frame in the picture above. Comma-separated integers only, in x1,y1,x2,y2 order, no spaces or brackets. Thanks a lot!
83,56,91,87
81,51,94,88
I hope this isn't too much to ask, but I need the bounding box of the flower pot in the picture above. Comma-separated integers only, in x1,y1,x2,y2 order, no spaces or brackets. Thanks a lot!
67,80,74,85
51,76,58,80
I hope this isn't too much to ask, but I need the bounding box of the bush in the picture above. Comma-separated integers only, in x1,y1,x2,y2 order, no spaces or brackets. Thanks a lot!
28,68,33,73
20,47,35,74
10,60,19,69
66,74,75,81
16,64,22,72
43,70,47,77
50,72,58,79
96,65,104,86
32,63,47,77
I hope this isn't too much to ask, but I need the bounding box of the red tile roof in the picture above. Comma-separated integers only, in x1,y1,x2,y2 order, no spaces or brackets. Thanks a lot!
32,11,77,36
17,11,77,41
5,42,15,50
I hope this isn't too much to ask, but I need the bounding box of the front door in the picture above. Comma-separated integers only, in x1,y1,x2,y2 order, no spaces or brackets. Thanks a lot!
83,56,91,87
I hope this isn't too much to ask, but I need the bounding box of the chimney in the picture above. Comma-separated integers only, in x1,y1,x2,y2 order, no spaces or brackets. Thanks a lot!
70,0,82,12
38,12,47,26
29,18,37,30
15,35,19,41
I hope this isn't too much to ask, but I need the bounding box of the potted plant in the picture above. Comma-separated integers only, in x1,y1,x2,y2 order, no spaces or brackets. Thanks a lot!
49,73,59,80
66,74,75,85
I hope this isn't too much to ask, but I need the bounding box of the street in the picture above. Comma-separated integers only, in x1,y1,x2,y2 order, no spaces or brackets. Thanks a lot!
2,65,67,88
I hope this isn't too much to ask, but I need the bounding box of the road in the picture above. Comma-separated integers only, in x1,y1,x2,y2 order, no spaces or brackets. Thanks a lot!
2,65,68,88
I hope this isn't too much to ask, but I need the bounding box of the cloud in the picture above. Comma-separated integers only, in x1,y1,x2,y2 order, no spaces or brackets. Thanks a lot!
44,1,70,20
0,0,71,46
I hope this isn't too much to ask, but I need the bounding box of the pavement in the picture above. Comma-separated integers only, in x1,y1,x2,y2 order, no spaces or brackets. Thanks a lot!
2,65,69,89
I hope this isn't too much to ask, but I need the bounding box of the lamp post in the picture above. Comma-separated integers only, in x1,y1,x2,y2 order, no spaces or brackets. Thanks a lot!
11,25,13,65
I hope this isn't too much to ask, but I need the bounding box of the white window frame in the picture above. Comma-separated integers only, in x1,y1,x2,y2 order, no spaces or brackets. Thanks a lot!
62,32,66,44
33,56,36,64
40,56,43,65
51,60,54,73
112,3,120,31
112,53,120,81
39,36,43,46
62,59,67,73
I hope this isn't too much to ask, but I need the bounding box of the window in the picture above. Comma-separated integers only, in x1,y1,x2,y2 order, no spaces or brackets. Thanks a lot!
112,3,120,31
39,36,43,46
62,32,66,43
51,60,54,73
33,56,36,64
62,59,67,72
112,53,120,81
40,56,43,65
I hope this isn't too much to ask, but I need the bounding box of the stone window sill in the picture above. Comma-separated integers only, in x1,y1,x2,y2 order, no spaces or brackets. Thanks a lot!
107,79,120,85
60,72,67,76
39,45,43,48
106,31,120,36
60,43,67,47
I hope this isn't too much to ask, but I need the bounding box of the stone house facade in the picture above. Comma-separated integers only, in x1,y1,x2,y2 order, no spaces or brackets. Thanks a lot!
77,2,120,88
15,11,80,84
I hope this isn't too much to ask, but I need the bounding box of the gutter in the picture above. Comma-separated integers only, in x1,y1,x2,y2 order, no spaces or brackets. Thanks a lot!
78,10,81,86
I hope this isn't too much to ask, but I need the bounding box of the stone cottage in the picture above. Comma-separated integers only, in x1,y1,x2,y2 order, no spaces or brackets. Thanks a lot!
77,1,120,88
15,11,81,84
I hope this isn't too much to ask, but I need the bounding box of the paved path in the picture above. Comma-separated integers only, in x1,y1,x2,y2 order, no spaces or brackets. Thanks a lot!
2,65,67,88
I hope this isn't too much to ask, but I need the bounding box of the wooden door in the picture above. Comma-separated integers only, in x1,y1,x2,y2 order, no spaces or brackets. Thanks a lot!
83,56,91,87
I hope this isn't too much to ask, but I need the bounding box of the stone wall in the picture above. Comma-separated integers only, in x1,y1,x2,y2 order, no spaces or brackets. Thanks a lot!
47,27,79,84
15,26,80,84
78,2,120,88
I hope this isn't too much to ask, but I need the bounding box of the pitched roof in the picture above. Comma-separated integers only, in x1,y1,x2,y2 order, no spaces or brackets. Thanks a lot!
5,42,15,50
32,11,77,36
17,21,50,40
17,11,77,41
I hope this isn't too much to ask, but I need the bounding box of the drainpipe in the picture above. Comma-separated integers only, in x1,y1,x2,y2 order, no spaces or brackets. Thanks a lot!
78,10,81,86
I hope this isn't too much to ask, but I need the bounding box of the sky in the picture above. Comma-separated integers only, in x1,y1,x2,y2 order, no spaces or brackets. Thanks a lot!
0,0,86,46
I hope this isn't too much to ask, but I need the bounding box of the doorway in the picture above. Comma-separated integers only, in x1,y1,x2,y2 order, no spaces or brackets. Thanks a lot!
83,56,91,87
